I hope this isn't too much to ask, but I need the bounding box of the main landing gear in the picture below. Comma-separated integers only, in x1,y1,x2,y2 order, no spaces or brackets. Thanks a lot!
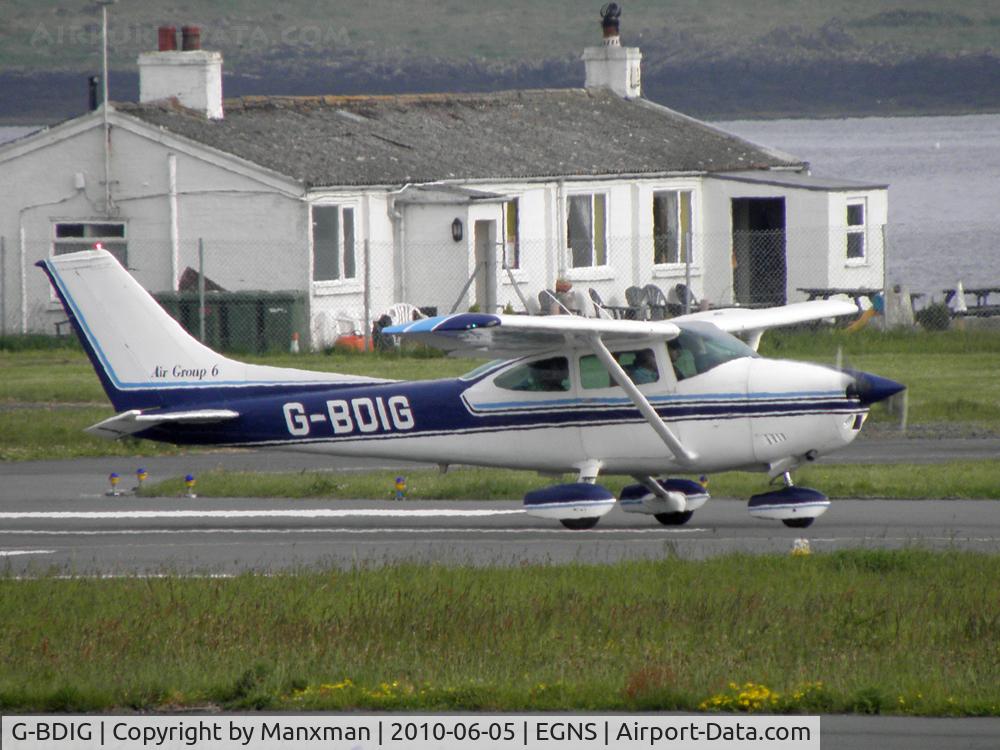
619,477,709,526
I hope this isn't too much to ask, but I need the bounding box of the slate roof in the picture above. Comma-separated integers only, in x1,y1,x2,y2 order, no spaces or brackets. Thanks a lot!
118,88,804,188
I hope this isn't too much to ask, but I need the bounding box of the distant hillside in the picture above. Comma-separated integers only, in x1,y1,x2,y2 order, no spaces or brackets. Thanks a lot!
3,0,1000,122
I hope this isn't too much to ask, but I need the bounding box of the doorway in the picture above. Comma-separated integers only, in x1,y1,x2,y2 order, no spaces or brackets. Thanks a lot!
474,220,497,313
731,198,787,306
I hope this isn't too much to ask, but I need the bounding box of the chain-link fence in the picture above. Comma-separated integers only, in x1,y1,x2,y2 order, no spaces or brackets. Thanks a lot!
6,221,996,350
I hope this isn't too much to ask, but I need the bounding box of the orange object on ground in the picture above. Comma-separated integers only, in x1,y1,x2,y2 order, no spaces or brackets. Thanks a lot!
334,334,371,351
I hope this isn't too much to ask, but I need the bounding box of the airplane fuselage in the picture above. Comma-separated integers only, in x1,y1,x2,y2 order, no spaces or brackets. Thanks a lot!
140,354,866,477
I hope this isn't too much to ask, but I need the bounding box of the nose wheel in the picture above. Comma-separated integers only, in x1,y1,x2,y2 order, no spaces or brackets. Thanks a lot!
560,517,602,530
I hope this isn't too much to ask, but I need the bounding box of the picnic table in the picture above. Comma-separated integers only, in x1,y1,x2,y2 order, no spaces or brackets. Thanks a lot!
942,286,1000,316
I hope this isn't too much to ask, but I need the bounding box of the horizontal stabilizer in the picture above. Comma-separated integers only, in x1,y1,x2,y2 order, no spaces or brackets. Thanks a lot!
384,312,680,356
86,409,240,440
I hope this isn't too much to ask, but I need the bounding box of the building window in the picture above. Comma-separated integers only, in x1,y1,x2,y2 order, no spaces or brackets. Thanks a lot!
312,205,356,282
504,199,520,269
53,222,127,266
567,194,607,268
846,200,866,260
653,190,692,265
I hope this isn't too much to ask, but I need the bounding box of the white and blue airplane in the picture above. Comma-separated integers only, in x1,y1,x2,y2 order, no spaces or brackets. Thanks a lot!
40,249,904,530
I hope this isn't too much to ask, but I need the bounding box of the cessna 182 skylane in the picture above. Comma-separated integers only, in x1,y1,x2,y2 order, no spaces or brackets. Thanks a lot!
40,249,904,530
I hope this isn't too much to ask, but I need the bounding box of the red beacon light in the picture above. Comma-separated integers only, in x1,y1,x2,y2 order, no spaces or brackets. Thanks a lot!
92,242,104,251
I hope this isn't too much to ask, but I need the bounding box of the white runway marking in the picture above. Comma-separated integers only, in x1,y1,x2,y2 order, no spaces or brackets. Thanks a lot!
0,527,707,536
0,509,525,520
0,550,56,556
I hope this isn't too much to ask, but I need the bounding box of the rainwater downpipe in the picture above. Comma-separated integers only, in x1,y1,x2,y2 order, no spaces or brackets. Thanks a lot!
168,154,179,289
556,179,566,279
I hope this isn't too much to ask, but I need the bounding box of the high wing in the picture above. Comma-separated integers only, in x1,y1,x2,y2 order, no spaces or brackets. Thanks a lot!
383,313,681,357
674,299,859,350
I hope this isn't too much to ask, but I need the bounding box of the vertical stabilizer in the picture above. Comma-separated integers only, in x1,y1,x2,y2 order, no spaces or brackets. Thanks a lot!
38,249,385,412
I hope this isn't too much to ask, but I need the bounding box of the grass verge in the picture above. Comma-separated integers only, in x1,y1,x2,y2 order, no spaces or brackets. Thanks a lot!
1,550,997,714
139,460,1000,501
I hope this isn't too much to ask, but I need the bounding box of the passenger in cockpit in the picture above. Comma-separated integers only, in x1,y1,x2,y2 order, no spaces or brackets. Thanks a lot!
668,339,697,380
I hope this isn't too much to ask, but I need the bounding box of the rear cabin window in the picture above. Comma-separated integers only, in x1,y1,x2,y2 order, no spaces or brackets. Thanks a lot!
494,357,570,392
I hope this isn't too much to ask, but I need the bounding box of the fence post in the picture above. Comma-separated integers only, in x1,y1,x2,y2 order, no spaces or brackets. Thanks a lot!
198,238,206,343
684,231,692,315
1,236,6,336
19,226,26,334
363,238,371,351
881,223,889,303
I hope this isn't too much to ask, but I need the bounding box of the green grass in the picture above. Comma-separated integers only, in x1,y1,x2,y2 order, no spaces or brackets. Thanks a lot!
1,550,997,714
139,460,1000,501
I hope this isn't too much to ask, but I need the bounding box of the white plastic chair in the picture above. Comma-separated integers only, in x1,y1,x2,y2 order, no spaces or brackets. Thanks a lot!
382,302,425,326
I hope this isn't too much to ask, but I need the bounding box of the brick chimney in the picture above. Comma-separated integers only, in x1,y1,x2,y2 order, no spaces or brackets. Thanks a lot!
583,3,642,98
138,25,223,119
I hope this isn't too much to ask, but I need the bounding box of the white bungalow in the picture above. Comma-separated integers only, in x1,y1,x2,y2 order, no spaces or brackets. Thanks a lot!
0,19,887,346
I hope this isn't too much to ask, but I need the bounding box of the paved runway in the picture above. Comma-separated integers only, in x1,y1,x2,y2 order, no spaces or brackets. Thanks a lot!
2,494,999,575
2,438,999,575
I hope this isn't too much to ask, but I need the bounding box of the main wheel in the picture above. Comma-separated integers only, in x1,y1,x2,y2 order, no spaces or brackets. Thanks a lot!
654,510,694,526
782,517,815,528
560,517,601,530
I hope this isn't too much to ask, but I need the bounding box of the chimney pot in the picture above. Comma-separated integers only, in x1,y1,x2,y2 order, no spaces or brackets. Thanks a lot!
158,25,178,51
600,3,622,38
181,25,201,51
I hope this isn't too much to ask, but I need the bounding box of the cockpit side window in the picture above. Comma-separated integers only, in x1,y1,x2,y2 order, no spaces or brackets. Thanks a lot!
494,356,571,392
580,348,659,389
668,323,757,380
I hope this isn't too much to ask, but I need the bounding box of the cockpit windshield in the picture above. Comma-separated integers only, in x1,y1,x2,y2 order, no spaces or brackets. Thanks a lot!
460,359,507,381
668,322,758,380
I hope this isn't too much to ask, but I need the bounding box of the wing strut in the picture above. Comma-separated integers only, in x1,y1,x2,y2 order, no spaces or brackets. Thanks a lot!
586,332,697,466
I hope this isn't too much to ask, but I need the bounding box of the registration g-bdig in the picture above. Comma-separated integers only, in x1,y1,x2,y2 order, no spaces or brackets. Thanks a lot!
283,396,415,436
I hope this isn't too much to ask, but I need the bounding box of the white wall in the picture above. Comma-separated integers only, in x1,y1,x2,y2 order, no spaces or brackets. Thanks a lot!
0,112,307,334
702,177,886,303
825,189,888,292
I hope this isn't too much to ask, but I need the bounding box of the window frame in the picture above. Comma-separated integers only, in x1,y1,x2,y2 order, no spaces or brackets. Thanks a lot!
311,202,359,286
652,189,693,267
52,221,127,266
845,198,867,264
503,198,520,270
566,192,608,269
